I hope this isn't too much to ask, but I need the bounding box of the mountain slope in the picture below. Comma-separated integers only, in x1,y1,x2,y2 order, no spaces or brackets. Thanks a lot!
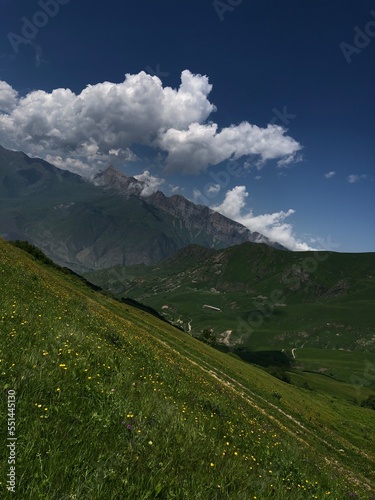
0,144,83,198
85,242,375,397
86,241,375,348
0,145,284,271
94,165,286,251
1,237,375,498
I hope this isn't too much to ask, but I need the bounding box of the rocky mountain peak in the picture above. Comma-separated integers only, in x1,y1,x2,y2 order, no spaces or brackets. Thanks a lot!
93,165,286,252
93,165,142,196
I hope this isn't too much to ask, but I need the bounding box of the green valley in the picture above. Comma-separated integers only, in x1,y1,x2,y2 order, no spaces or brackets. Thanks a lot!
85,242,375,402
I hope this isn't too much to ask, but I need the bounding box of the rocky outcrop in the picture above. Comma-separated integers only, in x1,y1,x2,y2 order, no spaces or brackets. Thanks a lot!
147,191,284,250
93,166,142,196
93,166,285,251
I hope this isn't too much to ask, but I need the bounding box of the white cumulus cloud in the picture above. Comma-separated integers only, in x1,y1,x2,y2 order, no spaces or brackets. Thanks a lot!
211,186,314,251
277,152,303,167
45,154,94,175
0,81,18,114
324,171,336,179
207,183,221,195
133,170,164,196
347,174,367,184
159,121,302,174
168,184,182,194
0,70,302,176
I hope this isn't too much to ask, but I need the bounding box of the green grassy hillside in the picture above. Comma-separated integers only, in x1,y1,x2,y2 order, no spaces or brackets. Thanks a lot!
85,243,375,347
1,238,375,499
86,243,375,397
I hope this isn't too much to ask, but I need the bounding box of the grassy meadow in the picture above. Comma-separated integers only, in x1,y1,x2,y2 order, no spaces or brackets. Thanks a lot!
1,238,375,499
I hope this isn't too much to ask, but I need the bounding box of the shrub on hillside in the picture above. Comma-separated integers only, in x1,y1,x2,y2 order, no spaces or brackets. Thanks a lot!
11,240,56,267
197,328,217,346
265,366,291,384
361,394,375,410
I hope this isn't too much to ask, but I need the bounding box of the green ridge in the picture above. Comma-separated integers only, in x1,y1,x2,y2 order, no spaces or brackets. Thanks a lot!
86,243,375,395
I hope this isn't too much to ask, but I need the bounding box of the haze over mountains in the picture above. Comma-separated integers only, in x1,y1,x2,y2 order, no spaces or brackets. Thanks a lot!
0,144,285,271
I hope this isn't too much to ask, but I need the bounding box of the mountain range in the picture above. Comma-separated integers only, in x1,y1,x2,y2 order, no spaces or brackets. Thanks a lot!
0,144,284,272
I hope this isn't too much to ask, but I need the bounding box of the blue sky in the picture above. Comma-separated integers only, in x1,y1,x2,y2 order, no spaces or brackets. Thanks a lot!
0,0,374,251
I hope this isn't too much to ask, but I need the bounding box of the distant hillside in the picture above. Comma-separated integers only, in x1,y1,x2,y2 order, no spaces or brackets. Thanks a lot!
1,237,375,498
0,144,83,199
0,145,283,272
86,242,375,347
86,242,375,392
